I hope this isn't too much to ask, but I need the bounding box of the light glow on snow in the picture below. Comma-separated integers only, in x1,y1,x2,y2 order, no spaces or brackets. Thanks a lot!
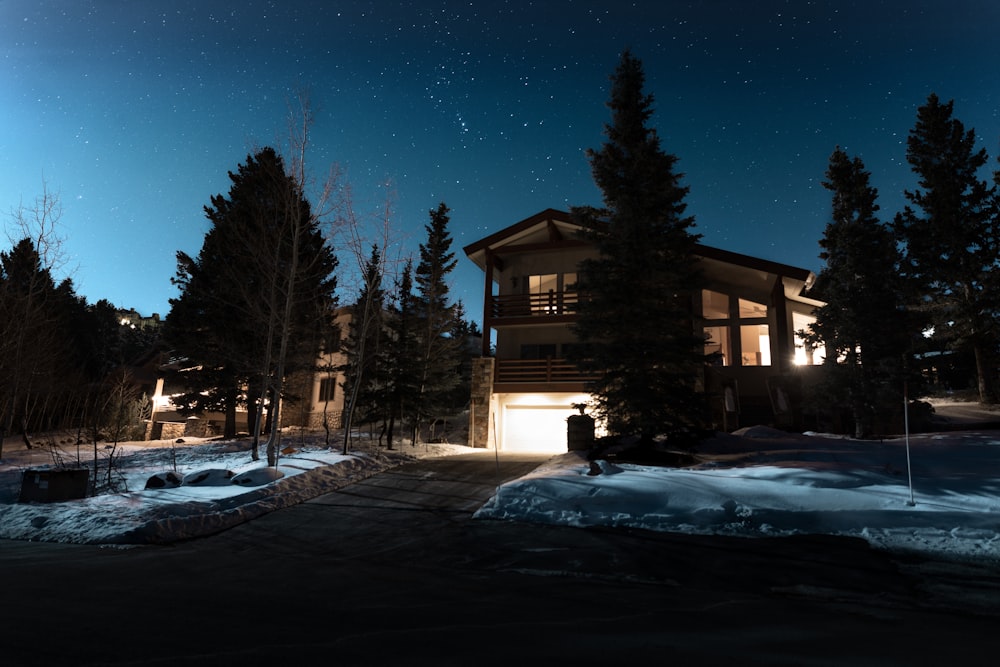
2,425,999,562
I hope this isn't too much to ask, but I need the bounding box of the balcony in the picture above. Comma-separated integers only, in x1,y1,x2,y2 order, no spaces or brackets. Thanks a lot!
495,358,596,387
489,291,580,320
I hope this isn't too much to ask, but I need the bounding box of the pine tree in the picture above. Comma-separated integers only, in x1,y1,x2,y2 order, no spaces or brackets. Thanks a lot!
164,238,248,440
165,147,338,457
340,244,386,449
806,148,910,436
445,299,478,411
0,238,79,444
893,94,1000,403
411,203,463,442
383,259,420,449
569,49,708,447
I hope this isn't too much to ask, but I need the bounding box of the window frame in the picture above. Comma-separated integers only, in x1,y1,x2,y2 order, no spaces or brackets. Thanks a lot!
701,289,772,368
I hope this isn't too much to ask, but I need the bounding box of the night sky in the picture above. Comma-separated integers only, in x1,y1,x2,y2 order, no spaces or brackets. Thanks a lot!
3,1,999,323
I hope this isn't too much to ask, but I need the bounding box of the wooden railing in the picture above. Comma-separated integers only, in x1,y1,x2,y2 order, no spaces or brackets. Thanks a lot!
495,358,596,384
490,290,580,319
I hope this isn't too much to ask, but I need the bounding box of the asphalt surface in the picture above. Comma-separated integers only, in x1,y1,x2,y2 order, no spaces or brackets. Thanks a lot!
928,400,1000,430
3,452,1000,666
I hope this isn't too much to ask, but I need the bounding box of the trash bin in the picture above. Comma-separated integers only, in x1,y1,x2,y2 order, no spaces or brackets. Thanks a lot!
18,468,89,503
567,414,595,451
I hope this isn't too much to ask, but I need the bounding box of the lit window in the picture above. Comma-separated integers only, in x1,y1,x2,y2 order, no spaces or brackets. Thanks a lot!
702,290,729,319
792,312,824,365
740,324,771,366
704,326,731,366
528,274,559,313
703,290,770,367
738,298,767,319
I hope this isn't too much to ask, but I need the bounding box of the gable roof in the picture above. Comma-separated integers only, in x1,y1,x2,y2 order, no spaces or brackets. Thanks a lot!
464,209,817,299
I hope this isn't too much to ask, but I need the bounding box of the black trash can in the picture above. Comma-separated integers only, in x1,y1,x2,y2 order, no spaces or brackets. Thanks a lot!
567,414,595,451
19,468,89,503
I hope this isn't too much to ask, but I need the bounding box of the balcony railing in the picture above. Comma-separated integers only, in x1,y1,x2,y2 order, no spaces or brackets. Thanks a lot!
490,290,580,319
495,358,596,384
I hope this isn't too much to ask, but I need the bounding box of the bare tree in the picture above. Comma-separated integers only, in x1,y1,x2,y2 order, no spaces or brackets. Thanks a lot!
88,369,147,495
336,183,400,454
0,185,72,458
166,92,341,466
257,92,344,466
6,182,71,275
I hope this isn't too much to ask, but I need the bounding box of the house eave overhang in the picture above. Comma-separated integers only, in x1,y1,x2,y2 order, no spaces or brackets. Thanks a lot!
463,208,585,274
463,208,818,299
694,245,818,301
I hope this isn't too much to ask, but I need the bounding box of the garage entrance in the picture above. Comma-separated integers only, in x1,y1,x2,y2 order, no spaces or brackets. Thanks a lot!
502,405,577,453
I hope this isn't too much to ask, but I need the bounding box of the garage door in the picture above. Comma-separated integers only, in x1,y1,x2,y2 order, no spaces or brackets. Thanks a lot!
503,406,577,453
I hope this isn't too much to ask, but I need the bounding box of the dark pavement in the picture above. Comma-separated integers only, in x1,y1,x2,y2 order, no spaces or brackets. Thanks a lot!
2,452,999,666
928,400,1000,430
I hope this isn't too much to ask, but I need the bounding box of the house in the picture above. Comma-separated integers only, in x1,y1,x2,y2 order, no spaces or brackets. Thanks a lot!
284,306,353,432
145,307,353,440
463,208,825,453
145,353,244,440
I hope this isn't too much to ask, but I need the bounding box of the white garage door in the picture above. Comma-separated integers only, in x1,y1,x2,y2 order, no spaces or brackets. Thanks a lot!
503,406,576,453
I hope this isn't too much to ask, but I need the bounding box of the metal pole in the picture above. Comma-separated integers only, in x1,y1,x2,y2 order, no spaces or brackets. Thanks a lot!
904,379,915,506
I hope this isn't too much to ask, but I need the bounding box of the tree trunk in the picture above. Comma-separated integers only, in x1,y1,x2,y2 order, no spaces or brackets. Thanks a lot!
224,386,237,439
974,343,997,404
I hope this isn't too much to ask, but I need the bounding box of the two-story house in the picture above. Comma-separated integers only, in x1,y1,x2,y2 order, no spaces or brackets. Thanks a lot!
464,209,825,453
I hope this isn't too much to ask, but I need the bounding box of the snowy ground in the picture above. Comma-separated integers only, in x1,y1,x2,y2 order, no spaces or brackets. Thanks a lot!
0,434,465,545
477,426,1000,562
2,413,999,563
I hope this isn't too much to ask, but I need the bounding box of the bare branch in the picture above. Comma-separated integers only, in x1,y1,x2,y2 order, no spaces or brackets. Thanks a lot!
7,181,71,279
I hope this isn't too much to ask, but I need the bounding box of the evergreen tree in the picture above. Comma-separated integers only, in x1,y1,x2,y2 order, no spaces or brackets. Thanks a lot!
411,203,463,441
0,238,77,442
165,147,338,457
806,148,910,436
446,299,479,411
340,244,386,448
163,243,246,439
569,49,708,447
893,93,1000,403
383,259,420,449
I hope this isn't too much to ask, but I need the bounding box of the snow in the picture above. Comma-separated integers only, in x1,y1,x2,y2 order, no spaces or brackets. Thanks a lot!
2,424,1000,563
477,425,1000,562
0,436,457,545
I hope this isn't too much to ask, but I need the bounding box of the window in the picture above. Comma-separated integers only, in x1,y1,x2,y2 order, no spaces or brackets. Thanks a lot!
793,312,824,365
702,290,729,320
738,298,767,319
704,325,731,366
528,274,557,313
318,377,337,403
701,289,772,367
740,324,771,366
526,273,577,314
528,273,558,295
520,343,557,360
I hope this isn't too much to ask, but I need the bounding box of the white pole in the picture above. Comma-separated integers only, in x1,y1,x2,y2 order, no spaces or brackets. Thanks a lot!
904,380,915,506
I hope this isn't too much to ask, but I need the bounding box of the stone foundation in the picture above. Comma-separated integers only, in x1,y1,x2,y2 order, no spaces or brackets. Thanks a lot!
469,357,494,448
305,409,343,431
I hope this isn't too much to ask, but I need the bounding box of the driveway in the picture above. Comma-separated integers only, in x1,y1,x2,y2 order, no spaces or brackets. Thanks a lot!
2,452,999,666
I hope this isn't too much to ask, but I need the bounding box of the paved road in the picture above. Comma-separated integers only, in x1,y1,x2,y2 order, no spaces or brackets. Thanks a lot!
928,400,1000,429
2,452,999,666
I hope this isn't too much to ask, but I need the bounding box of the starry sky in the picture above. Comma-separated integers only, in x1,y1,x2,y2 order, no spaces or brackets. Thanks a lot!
3,1,999,324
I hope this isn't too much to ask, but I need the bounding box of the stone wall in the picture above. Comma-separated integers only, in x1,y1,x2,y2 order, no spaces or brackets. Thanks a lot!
305,409,343,431
469,357,494,448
